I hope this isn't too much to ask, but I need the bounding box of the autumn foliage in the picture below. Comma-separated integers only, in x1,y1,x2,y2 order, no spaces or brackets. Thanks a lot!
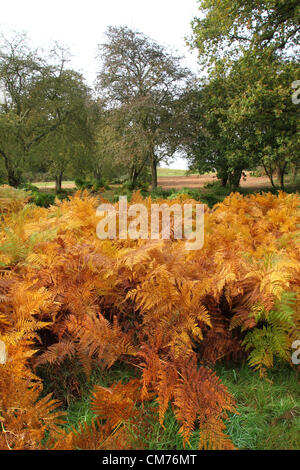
0,185,299,449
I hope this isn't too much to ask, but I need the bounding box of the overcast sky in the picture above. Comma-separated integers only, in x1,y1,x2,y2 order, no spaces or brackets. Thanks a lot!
1,0,202,169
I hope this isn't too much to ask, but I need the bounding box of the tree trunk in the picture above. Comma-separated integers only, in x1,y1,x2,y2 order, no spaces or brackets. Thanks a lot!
221,175,228,187
291,162,298,185
0,149,22,187
217,168,228,187
55,173,63,193
150,153,157,190
276,166,281,183
129,167,138,189
229,168,242,189
7,169,22,188
262,162,276,188
279,167,285,190
277,163,287,190
94,167,102,185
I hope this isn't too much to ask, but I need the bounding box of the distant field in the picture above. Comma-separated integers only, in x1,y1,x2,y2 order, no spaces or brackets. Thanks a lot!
158,172,272,189
34,181,75,189
33,171,272,191
33,170,194,189
33,170,200,189
157,168,191,177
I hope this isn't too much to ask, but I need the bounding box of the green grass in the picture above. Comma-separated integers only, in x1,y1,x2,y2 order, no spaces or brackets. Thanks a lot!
33,181,75,189
214,362,300,450
60,363,139,430
157,168,191,177
43,360,299,450
32,171,192,187
100,188,119,202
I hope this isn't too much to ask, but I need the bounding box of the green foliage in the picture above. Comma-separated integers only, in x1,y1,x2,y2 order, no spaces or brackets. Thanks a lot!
184,0,300,190
18,182,72,208
75,178,110,192
243,290,298,371
190,0,299,63
149,187,173,199
181,55,299,189
20,182,40,192
96,26,191,189
243,325,290,370
152,184,231,207
0,33,95,188
215,363,300,450
30,192,56,208
75,178,93,190
271,292,298,327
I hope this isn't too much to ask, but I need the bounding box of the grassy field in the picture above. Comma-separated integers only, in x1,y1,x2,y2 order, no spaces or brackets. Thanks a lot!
31,170,281,191
157,168,191,177
33,168,195,188
34,181,75,189
39,361,299,450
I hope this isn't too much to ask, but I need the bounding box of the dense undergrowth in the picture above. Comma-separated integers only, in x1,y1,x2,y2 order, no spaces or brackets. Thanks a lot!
0,184,299,449
13,173,300,209
40,361,299,450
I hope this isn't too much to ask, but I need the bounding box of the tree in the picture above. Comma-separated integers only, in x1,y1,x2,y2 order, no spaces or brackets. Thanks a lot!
96,26,190,189
95,105,151,189
190,0,300,64
224,56,299,190
33,71,95,193
179,65,256,188
186,0,299,190
180,54,299,189
0,32,93,187
0,32,45,185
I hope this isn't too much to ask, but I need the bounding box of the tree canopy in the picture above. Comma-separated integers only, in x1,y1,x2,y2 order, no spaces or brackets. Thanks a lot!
96,26,191,189
190,0,300,64
0,33,94,188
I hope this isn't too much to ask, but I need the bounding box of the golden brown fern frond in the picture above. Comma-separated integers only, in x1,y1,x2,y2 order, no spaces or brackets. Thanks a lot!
34,339,76,367
66,313,136,373
173,356,236,450
92,378,141,428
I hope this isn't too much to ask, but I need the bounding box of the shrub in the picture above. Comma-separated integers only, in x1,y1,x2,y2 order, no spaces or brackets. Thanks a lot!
30,191,56,207
75,178,93,190
75,178,110,192
20,182,40,193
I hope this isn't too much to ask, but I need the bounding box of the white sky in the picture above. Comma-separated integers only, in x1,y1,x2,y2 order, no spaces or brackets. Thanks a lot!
1,0,202,169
